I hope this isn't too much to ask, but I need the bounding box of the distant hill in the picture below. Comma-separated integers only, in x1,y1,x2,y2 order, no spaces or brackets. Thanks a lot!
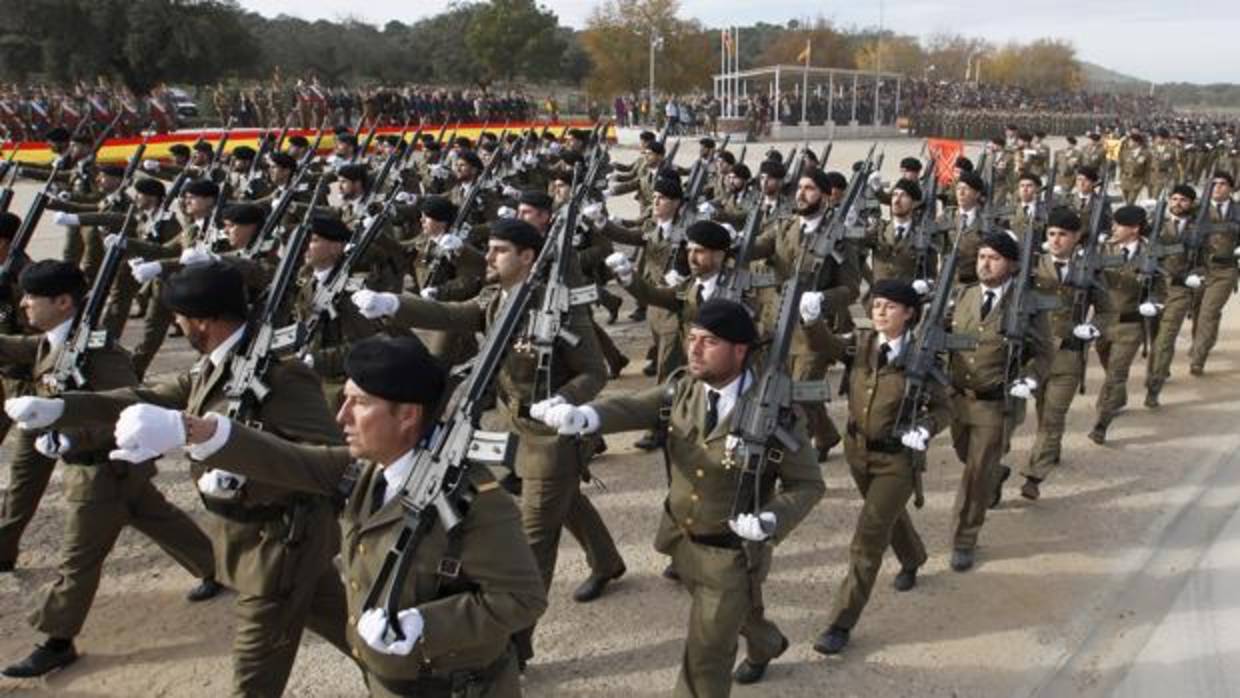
1080,61,1146,88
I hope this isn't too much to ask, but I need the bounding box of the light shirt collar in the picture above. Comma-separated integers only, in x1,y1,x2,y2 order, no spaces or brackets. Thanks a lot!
706,369,751,425
377,448,417,509
696,273,719,300
208,326,246,368
45,318,74,350
980,278,1012,305
877,331,905,359
313,267,333,284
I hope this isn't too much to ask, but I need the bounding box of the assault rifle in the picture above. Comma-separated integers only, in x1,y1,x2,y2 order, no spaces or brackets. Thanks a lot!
999,216,1058,440
1065,168,1121,394
716,204,774,303
0,163,62,293
1136,194,1180,357
0,149,20,213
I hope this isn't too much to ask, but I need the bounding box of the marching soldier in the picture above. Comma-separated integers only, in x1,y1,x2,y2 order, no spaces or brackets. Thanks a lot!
537,299,824,695
405,195,484,368
1022,208,1111,499
0,261,218,679
1148,129,1180,200
939,171,988,285
1119,133,1150,204
946,233,1051,570
1186,171,1240,376
866,179,934,285
1089,205,1162,445
799,280,948,656
111,335,548,697
1145,185,1198,406
352,218,611,667
10,262,352,696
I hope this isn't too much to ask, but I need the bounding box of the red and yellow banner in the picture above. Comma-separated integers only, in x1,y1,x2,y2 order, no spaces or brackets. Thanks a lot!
926,138,964,187
0,120,616,165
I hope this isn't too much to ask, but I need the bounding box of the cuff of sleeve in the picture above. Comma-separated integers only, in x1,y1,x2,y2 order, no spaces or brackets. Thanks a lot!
582,406,601,433
186,412,232,460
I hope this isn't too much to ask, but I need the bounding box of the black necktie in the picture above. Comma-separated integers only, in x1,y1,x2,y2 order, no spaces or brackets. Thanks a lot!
895,224,906,241
877,343,890,369
370,473,387,514
1122,247,1131,263
704,389,720,434
981,290,996,320
696,283,706,305
1054,260,1066,282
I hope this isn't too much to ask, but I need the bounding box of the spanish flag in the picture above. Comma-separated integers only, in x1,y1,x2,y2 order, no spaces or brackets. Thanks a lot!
796,39,811,65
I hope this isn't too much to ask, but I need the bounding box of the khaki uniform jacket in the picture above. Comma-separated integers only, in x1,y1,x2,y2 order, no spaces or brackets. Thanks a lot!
867,217,936,282
197,423,546,685
409,234,486,301
1100,239,1159,315
600,218,679,335
938,206,985,284
1033,253,1113,342
56,350,344,597
391,290,608,479
293,269,388,384
1196,201,1240,274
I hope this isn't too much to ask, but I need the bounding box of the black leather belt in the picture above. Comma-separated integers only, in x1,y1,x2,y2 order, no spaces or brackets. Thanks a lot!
371,647,512,697
957,386,1005,402
846,422,904,454
201,497,288,523
689,531,744,550
1117,311,1144,324
1060,337,1085,351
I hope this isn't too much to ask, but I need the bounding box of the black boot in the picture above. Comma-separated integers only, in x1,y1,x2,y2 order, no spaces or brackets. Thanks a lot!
2,639,77,678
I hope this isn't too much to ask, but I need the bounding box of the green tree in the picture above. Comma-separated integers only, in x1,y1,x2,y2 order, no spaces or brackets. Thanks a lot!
465,0,565,86
581,0,714,98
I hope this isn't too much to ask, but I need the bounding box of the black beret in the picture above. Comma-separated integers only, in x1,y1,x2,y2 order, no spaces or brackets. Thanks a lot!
1047,206,1081,232
43,127,70,143
489,218,543,252
1171,183,1197,200
333,125,352,136
957,171,986,194
268,152,297,170
764,149,783,163
99,164,126,178
759,159,786,179
1018,171,1042,185
134,178,166,198
686,220,731,251
654,176,683,200
699,137,716,149
518,190,554,211
822,171,848,192
222,203,265,227
161,261,248,320
647,141,666,156
1213,170,1235,188
193,141,214,155
0,212,19,240
693,298,757,345
184,179,220,198
458,150,483,171
337,163,368,183
549,167,574,184
980,231,1020,261
168,144,191,158
1113,204,1146,227
718,151,736,166
479,140,498,154
310,214,351,242
345,335,446,406
382,135,402,146
336,133,358,147
19,260,86,299
1088,132,1102,140
569,129,590,142
1066,136,1078,145
424,140,442,152
1076,164,1100,182
71,132,92,145
872,279,920,308
558,150,583,167
892,178,922,201
732,163,751,180
955,156,974,172
287,135,310,148
231,145,256,161
639,130,657,141
1157,127,1170,138
419,196,457,223
899,157,923,172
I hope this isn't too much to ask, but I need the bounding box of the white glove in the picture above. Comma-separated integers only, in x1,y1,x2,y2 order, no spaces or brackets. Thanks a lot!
434,234,464,256
522,152,538,167
502,185,521,199
430,164,450,179
541,404,599,435
5,396,64,430
352,289,399,319
1233,245,1240,258
129,259,163,284
57,190,72,201
35,432,72,458
728,512,776,541
721,223,739,244
301,352,316,369
52,211,80,227
1072,323,1101,341
867,171,884,192
179,246,216,266
1185,274,1203,289
496,205,516,219
394,191,417,205
900,426,930,452
696,202,717,218
357,607,423,656
663,269,686,287
141,159,161,172
196,469,246,499
103,233,121,248
419,286,439,300
605,252,634,285
912,279,931,295
1053,185,1065,196
799,291,823,323
109,403,186,463
582,202,606,225
1009,377,1037,400
529,395,566,422
1138,301,1162,318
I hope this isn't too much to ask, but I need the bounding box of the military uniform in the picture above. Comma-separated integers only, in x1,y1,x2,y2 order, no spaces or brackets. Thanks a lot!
1148,141,1180,199
938,206,986,284
294,269,389,409
1188,199,1240,373
56,339,350,697
599,218,684,382
947,282,1051,553
590,370,824,698
390,290,621,661
195,422,547,698
0,331,214,645
0,254,44,568
866,217,938,284
1145,213,1194,398
1118,142,1150,204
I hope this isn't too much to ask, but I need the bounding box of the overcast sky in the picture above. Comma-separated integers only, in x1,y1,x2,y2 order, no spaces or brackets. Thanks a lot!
237,0,1239,84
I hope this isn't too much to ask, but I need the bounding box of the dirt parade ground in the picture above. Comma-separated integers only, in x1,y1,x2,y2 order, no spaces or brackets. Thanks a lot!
2,137,1239,697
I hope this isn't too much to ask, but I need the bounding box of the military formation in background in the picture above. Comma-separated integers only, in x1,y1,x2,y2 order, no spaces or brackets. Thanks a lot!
0,104,1235,698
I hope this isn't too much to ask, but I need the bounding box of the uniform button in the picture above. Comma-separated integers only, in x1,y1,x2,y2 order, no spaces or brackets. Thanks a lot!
696,469,705,478
690,493,699,502
352,647,361,659
348,615,355,625
685,518,694,526
358,543,366,554
351,580,359,591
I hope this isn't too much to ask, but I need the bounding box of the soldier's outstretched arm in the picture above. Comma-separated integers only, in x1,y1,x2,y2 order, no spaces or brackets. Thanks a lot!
391,294,486,333
590,383,668,435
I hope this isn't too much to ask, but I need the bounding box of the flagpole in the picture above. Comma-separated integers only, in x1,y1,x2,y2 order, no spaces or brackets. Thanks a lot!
801,40,810,138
